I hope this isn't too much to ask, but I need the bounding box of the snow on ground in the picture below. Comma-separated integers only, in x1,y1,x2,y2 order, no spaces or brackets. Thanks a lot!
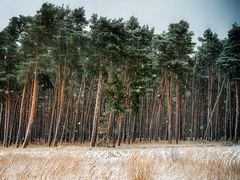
0,142,240,179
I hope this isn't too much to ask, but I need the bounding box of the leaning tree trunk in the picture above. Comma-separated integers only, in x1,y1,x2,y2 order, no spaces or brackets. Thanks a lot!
22,66,39,148
215,73,221,141
204,78,226,140
90,53,104,147
60,74,74,144
234,81,240,142
48,66,60,146
207,67,213,140
16,73,28,147
84,79,94,142
52,61,67,146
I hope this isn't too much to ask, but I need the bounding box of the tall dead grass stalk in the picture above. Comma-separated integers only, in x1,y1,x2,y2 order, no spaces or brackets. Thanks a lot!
124,155,156,180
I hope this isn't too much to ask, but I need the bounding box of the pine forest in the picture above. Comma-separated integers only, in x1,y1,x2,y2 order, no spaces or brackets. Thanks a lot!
0,3,239,148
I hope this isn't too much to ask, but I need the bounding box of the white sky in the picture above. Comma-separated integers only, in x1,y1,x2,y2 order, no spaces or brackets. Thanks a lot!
0,0,240,45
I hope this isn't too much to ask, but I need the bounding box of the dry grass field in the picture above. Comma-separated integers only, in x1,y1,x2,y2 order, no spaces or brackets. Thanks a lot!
0,142,240,180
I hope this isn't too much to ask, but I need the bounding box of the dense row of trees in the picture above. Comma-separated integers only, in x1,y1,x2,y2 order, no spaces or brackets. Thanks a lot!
0,3,239,148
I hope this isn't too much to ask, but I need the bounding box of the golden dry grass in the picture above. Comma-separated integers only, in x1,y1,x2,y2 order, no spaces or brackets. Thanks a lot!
124,155,156,180
0,143,239,180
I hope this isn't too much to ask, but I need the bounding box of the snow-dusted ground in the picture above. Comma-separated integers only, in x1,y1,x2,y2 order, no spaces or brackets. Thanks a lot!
0,143,240,179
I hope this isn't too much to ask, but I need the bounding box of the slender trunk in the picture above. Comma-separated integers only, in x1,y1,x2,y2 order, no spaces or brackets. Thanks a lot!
22,66,39,148
207,68,213,140
80,77,86,143
201,82,205,140
229,80,232,140
90,53,104,147
191,76,195,141
215,73,221,140
146,94,149,139
176,78,180,144
72,76,84,143
194,95,198,140
107,61,114,144
131,115,137,143
155,78,165,140
16,74,28,147
234,81,240,142
117,116,123,146
0,103,3,131
224,78,230,142
8,96,19,146
52,62,67,146
167,74,173,143
139,97,144,142
84,79,94,141
204,77,226,140
47,73,59,146
149,88,158,142
117,81,130,146
182,92,187,141
127,102,132,144
60,74,74,144
3,89,11,147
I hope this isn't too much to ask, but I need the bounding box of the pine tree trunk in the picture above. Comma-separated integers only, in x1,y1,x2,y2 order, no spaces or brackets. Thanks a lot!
117,116,124,146
191,76,195,141
167,74,173,143
127,102,132,144
131,115,136,143
229,81,232,140
117,81,130,146
155,78,165,141
80,77,86,143
204,78,226,140
176,78,180,144
182,93,187,141
234,81,239,142
84,79,94,142
215,74,221,140
225,78,230,142
47,72,59,146
200,82,205,140
145,97,149,141
52,62,67,146
16,74,28,147
3,89,11,147
0,103,3,133
72,76,84,143
22,66,39,148
139,97,144,142
149,88,158,142
107,61,114,144
207,68,213,140
90,53,104,147
60,74,74,144
194,96,198,140
8,96,19,146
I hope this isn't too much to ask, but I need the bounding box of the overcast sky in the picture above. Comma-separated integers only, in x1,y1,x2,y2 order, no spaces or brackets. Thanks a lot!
1,0,240,45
